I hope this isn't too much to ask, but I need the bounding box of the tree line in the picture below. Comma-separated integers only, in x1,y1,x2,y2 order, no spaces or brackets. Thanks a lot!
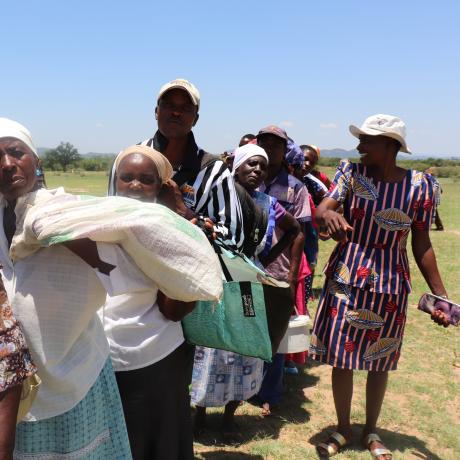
41,142,115,172
42,142,460,178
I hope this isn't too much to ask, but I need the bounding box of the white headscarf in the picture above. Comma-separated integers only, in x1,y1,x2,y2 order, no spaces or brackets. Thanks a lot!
231,144,268,175
0,118,38,157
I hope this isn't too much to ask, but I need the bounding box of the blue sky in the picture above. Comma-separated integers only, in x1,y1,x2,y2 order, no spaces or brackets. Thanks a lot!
2,1,459,156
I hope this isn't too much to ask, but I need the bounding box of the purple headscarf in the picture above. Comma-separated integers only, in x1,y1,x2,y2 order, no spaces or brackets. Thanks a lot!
285,137,304,165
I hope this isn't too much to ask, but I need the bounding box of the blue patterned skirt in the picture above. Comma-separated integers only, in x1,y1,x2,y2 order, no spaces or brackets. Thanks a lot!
310,280,408,371
14,359,132,459
191,347,264,407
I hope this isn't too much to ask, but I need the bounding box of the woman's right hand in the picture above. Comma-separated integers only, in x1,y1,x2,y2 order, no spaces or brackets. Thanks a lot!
431,309,450,327
322,209,353,242
158,180,188,215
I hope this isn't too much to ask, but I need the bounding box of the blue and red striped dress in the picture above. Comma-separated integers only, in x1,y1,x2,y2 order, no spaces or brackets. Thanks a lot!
310,160,435,371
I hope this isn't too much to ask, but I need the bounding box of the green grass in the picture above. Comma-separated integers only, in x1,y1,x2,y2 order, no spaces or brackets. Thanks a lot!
45,171,109,196
45,169,460,459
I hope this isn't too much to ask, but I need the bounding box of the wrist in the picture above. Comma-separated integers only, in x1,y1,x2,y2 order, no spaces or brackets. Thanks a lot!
434,293,448,299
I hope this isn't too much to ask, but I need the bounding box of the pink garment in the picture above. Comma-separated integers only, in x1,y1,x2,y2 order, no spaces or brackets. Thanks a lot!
286,253,311,365
295,253,311,314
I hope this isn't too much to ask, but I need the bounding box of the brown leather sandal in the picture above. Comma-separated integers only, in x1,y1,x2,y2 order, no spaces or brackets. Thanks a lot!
363,433,392,459
316,431,350,457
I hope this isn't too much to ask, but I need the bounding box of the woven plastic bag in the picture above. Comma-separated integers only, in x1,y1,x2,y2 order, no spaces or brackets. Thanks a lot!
12,189,223,302
182,242,276,361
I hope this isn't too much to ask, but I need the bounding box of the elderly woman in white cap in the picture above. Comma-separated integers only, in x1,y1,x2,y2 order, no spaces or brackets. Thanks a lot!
310,114,449,459
0,117,133,459
105,145,198,460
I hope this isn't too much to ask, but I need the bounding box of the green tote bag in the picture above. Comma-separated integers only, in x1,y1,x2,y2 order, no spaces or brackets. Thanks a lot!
182,242,273,361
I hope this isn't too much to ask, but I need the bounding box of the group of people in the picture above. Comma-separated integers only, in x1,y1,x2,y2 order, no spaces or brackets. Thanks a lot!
0,78,451,460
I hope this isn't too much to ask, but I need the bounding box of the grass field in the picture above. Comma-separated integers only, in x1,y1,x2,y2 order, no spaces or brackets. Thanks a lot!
46,169,460,459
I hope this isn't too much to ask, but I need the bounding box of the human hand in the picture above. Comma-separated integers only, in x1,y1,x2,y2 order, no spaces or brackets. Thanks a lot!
322,210,353,242
431,309,450,327
191,216,217,240
158,180,189,216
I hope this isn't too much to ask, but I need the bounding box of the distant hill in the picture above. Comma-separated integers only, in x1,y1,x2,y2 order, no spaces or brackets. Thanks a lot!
321,148,358,158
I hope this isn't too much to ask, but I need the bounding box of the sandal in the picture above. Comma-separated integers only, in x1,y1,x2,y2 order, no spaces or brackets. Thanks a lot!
363,433,392,459
316,431,350,457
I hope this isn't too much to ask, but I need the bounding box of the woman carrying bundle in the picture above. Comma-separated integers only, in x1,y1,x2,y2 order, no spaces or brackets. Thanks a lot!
104,145,205,460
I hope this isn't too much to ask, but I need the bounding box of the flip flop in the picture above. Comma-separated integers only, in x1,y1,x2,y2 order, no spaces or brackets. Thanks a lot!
317,431,350,457
363,433,392,459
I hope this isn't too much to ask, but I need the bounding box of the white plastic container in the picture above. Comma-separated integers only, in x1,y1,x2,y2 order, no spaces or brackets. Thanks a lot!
277,315,311,354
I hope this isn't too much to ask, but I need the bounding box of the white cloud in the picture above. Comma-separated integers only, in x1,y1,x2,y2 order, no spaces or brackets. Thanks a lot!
280,120,294,128
95,122,104,128
320,122,338,129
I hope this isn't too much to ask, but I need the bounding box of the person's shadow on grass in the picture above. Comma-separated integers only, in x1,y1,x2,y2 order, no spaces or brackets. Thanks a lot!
309,424,443,460
193,367,319,447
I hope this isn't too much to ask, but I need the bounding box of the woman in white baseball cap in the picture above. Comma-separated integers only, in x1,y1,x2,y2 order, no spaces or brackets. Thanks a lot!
310,114,449,459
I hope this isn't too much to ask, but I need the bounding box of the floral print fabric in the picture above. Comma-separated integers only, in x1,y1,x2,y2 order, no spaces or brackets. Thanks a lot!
0,275,36,393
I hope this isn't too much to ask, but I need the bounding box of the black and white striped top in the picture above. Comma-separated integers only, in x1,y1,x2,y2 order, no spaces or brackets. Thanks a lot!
140,131,244,250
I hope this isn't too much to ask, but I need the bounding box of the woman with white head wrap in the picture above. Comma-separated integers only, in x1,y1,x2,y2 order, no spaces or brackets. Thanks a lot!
231,143,268,175
192,142,302,437
0,118,39,157
0,118,132,458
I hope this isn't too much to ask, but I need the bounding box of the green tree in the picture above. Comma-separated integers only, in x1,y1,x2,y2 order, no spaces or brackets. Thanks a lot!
43,142,81,172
